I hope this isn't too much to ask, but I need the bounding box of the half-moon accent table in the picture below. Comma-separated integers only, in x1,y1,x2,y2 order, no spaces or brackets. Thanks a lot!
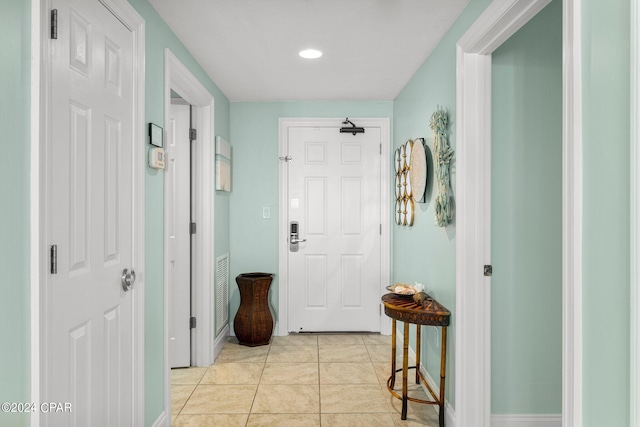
381,293,450,426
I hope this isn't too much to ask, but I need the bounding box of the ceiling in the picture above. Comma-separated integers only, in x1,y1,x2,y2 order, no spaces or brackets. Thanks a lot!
148,0,469,102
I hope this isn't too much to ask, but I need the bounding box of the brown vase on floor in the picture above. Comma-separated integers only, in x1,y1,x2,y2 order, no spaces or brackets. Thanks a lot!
233,272,274,346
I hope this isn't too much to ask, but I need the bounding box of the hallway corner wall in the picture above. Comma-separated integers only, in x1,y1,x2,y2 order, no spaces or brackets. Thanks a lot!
392,0,494,410
0,1,32,426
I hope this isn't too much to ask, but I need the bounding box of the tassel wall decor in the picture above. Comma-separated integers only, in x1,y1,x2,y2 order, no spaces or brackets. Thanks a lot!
430,107,454,227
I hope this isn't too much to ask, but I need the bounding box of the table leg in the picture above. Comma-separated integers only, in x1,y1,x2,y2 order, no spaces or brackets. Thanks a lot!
390,319,396,389
439,326,448,427
402,321,409,420
415,325,421,384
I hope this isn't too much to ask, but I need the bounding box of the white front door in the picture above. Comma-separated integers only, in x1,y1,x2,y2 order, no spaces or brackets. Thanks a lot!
287,125,382,332
167,101,192,368
47,0,135,424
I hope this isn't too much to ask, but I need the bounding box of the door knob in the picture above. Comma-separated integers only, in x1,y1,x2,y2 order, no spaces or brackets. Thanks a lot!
121,268,136,291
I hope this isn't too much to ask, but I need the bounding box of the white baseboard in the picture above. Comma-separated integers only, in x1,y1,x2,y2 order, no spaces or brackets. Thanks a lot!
394,327,561,427
420,364,456,427
150,411,168,427
213,323,230,361
491,414,562,427
394,327,456,426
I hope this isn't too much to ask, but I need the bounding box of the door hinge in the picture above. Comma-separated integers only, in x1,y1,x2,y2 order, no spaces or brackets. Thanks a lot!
189,128,197,141
190,317,196,329
50,244,58,274
484,265,493,277
190,222,197,234
50,9,58,40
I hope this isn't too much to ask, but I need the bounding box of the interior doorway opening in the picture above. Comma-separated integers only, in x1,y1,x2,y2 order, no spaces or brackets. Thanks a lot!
163,49,217,422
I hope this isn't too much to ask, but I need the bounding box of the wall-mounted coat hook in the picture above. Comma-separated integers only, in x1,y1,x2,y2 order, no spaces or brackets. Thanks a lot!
339,117,365,135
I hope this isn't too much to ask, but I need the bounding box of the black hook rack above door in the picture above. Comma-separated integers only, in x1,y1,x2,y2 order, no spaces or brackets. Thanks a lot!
339,118,365,135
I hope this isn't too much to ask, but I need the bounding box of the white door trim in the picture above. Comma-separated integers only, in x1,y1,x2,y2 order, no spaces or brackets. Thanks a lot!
31,1,146,426
561,1,583,425
631,0,639,425
277,117,391,336
454,0,580,426
163,49,216,420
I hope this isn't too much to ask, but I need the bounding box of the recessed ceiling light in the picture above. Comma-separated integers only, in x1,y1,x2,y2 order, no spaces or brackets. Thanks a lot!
299,49,322,59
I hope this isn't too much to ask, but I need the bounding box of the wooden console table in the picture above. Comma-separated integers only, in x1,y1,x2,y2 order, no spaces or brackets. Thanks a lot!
381,293,450,426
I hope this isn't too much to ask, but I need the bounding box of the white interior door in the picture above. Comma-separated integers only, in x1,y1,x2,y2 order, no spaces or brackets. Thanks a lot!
47,0,134,425
167,101,192,368
287,125,382,332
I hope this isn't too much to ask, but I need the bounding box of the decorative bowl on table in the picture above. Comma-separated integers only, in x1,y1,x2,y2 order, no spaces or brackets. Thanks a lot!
386,283,419,297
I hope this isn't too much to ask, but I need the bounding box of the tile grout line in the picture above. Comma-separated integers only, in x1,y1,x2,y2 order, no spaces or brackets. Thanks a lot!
244,340,272,427
172,334,420,426
316,336,322,426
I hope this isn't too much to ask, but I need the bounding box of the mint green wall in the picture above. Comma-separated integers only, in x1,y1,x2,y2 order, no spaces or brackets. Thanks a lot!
581,0,630,425
1,0,633,424
0,1,30,426
228,102,392,328
392,0,493,408
125,1,231,424
490,0,562,414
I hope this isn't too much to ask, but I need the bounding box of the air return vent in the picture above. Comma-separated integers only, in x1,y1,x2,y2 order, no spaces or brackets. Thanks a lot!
215,254,230,335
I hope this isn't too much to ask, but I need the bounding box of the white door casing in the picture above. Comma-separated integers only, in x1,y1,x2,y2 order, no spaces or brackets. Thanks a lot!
163,49,216,423
454,0,581,426
38,0,145,425
278,118,391,335
167,101,192,368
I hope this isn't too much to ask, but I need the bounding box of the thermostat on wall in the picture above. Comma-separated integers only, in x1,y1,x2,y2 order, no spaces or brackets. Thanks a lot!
149,147,166,169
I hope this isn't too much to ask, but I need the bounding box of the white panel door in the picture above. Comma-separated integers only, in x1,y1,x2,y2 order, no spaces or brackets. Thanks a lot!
288,126,382,332
47,0,134,425
167,102,192,368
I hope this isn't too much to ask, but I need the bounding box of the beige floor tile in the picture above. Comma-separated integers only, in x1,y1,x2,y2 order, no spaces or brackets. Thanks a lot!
318,335,364,346
172,414,249,427
318,345,369,363
361,334,392,346
372,361,425,387
216,343,270,363
366,344,412,364
171,414,177,425
171,384,196,414
319,363,378,384
320,384,389,413
252,384,320,414
170,334,437,425
372,362,394,384
266,345,318,363
321,413,396,427
181,384,257,414
200,362,264,385
171,367,208,385
385,382,438,414
272,335,319,347
247,413,321,426
388,399,440,427
261,363,319,384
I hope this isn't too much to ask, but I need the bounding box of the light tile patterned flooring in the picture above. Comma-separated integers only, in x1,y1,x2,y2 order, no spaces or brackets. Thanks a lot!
171,334,440,426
